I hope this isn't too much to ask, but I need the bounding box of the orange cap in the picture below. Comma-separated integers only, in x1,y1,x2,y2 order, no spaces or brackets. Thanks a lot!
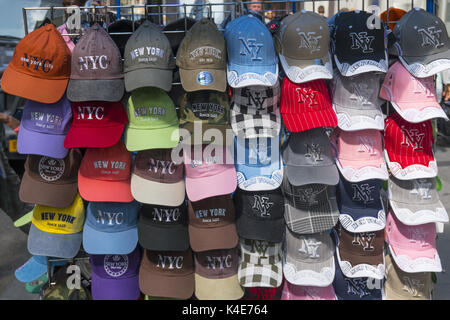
380,8,407,31
1,24,71,103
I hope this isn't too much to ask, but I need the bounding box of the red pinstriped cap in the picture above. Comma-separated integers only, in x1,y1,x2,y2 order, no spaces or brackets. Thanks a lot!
280,77,337,132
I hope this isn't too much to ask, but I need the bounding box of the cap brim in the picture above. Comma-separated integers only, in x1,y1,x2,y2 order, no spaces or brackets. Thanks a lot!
15,257,47,283
185,166,237,201
388,243,442,273
19,170,77,209
67,79,124,102
236,164,283,191
400,49,450,78
131,173,185,206
333,105,385,131
27,224,81,259
78,171,134,203
64,124,125,149
384,150,438,180
389,199,449,225
137,221,189,251
179,68,226,92
334,54,388,77
285,163,339,186
1,67,67,104
282,282,336,300
284,254,335,287
236,213,284,242
125,68,173,92
390,101,449,123
14,210,33,227
238,261,282,287
336,159,389,182
17,125,68,159
195,273,244,300
279,52,333,84
227,62,278,88
91,272,140,300
281,108,337,133
337,246,385,279
125,126,180,152
82,223,138,255
284,202,339,234
188,223,238,252
338,206,386,233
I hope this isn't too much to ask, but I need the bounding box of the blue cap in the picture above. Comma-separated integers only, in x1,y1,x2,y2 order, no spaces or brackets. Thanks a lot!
332,255,382,300
225,14,278,88
83,201,140,255
15,255,67,283
337,174,386,233
234,136,283,191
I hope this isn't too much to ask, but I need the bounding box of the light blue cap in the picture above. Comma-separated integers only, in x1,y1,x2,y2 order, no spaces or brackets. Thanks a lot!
15,255,67,283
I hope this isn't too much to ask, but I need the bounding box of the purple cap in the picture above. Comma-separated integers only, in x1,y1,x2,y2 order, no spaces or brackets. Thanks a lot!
17,94,72,159
90,247,141,300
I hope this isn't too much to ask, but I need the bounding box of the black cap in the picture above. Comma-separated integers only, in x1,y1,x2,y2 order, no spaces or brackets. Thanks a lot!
108,19,135,58
233,187,284,242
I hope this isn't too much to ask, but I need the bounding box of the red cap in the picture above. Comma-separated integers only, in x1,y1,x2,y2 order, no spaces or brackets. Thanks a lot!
280,77,337,132
64,101,128,148
78,140,133,202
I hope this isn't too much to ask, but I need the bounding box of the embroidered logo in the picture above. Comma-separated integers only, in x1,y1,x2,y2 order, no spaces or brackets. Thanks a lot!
95,210,124,225
156,255,184,269
244,89,268,110
252,195,274,217
298,238,321,258
38,157,65,182
151,207,180,223
417,27,444,48
357,136,377,156
402,276,425,297
349,83,372,106
78,55,110,71
346,278,371,298
239,37,263,61
304,143,323,162
298,32,322,54
77,106,104,120
205,255,232,270
250,240,270,258
352,183,375,204
400,126,425,151
20,54,54,73
349,32,375,53
412,77,434,98
297,188,320,205
352,232,376,251
148,158,176,175
408,228,429,247
296,88,318,106
410,179,432,200
104,255,128,277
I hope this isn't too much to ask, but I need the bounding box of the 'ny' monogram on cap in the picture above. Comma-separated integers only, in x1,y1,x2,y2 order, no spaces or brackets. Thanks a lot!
400,127,425,151
345,278,371,298
408,228,429,247
304,143,323,161
252,195,274,217
352,184,375,204
244,89,268,110
417,27,444,48
297,188,320,205
298,32,322,53
156,254,184,269
412,77,434,97
239,37,263,61
206,255,232,270
298,238,321,258
357,136,377,156
296,88,318,106
349,32,375,53
402,276,424,297
349,83,372,106
352,232,375,251
410,179,432,200
250,240,269,258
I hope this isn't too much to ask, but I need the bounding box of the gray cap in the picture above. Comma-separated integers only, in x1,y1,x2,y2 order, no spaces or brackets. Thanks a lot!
393,8,450,77
68,23,124,102
282,176,339,234
388,175,448,226
331,71,384,131
124,20,175,92
283,226,335,287
282,127,339,186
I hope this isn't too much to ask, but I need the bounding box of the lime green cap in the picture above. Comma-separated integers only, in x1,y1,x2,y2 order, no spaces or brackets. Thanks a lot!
144,295,181,300
14,209,34,227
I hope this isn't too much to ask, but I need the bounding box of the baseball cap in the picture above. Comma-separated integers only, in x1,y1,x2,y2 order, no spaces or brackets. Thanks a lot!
281,282,336,300
230,81,281,139
82,200,140,255
282,128,339,186
336,225,385,280
332,128,388,182
27,193,85,259
131,148,185,206
64,100,128,149
280,78,337,133
177,18,227,92
282,177,339,234
1,24,71,104
26,274,48,294
393,8,450,78
388,175,448,225
235,136,283,191
90,248,141,300
188,194,238,252
137,202,189,251
331,11,388,76
244,286,283,300
78,140,134,203
238,239,283,288
15,255,67,283
384,252,432,300
283,227,335,287
379,61,448,123
183,144,237,201
234,187,284,242
225,14,278,88
124,87,180,151
67,23,124,102
337,176,386,233
18,95,72,159
179,90,232,146
20,149,82,209
194,248,244,300
108,19,134,58
274,10,333,84
163,17,196,55
384,113,437,180
385,211,442,273
331,71,384,132
380,8,407,31
124,20,175,92
139,248,195,299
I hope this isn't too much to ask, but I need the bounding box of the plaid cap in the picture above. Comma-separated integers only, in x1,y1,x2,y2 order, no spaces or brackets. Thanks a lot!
282,176,339,234
238,239,283,288
231,82,281,139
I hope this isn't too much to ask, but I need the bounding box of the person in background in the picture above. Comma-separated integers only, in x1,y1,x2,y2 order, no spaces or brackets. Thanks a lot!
265,10,274,24
220,0,264,30
318,5,325,17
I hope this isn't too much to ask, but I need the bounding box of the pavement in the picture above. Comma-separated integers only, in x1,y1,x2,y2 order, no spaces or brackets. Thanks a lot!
2,138,450,300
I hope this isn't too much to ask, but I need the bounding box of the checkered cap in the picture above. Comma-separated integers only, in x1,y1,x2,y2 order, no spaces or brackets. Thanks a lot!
231,82,281,139
238,239,283,288
282,176,339,234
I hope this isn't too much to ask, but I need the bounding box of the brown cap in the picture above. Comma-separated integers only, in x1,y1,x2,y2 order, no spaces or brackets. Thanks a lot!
194,248,244,300
176,18,227,92
19,149,82,208
188,194,238,252
139,248,194,299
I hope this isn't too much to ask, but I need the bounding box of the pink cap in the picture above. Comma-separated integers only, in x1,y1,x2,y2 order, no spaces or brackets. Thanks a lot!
380,61,448,123
184,144,237,202
281,281,336,300
331,128,388,182
385,211,441,273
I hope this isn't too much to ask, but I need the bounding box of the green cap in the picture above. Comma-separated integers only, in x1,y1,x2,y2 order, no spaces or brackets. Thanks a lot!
14,209,34,227
125,87,180,151
25,273,48,294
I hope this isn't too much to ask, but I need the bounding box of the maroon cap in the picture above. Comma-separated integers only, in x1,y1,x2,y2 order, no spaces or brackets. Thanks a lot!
64,101,128,148
188,194,238,252
244,286,283,300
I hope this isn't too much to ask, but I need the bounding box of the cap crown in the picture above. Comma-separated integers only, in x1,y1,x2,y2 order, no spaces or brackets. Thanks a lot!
71,101,128,128
179,91,230,125
234,188,284,221
338,178,382,209
85,201,140,232
188,195,235,228
133,149,184,183
231,82,280,113
91,249,140,279
139,203,188,227
281,78,332,114
389,176,439,205
195,248,239,278
338,226,384,257
240,239,282,265
282,180,336,210
184,145,234,179
334,129,383,162
142,249,194,276
286,228,334,263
